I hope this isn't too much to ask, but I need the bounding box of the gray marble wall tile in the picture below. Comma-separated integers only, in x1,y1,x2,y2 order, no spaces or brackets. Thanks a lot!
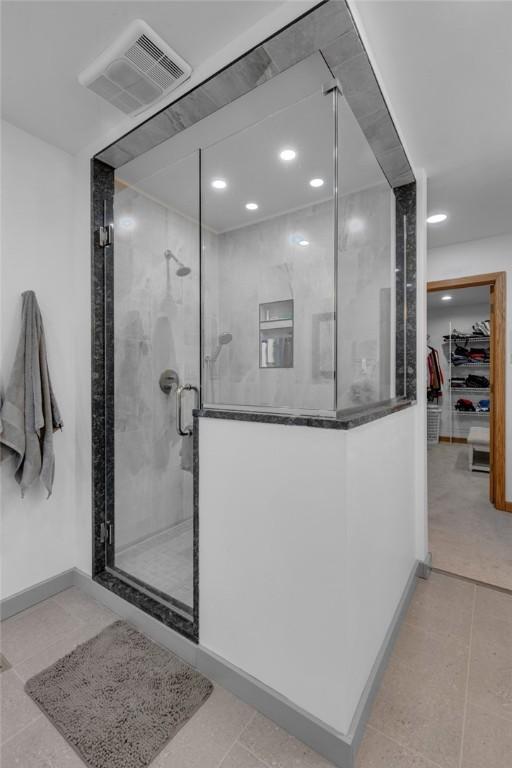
91,159,115,576
333,52,377,98
321,27,364,70
394,182,416,401
100,144,133,168
262,0,353,71
201,47,278,108
337,79,387,124
114,125,168,161
358,109,401,157
378,146,415,188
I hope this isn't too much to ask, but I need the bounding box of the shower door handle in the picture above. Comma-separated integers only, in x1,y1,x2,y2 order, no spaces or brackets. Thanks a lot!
176,384,199,436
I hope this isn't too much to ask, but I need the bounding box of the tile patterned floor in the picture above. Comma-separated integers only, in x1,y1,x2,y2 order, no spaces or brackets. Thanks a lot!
1,573,511,767
428,443,512,590
116,520,194,606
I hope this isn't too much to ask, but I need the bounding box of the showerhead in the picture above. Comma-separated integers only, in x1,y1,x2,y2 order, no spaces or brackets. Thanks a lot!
209,331,233,363
164,249,191,277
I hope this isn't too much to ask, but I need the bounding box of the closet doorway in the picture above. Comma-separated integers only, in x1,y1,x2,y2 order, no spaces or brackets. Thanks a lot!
426,272,508,589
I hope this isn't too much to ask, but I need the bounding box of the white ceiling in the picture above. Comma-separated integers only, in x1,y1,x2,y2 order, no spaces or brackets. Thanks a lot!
3,1,511,249
427,285,489,310
0,0,283,154
117,55,386,232
353,0,512,249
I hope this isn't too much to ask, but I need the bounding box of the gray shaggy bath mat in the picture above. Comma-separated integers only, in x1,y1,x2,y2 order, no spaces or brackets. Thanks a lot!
25,620,213,768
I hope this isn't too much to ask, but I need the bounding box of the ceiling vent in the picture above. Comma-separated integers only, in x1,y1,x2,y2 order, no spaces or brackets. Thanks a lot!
79,19,191,115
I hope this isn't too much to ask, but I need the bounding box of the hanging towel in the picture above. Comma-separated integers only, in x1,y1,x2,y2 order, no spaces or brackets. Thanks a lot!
0,291,63,497
179,433,193,473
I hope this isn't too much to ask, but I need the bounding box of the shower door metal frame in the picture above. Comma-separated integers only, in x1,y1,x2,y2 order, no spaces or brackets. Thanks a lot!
91,157,200,642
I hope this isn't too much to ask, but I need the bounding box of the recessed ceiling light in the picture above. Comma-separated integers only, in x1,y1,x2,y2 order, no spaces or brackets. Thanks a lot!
211,178,227,189
245,202,258,211
441,295,452,301
427,213,447,224
119,216,135,230
309,178,324,188
279,148,296,162
298,239,309,247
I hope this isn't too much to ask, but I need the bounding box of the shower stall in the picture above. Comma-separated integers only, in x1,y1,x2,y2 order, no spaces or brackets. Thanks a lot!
93,39,411,639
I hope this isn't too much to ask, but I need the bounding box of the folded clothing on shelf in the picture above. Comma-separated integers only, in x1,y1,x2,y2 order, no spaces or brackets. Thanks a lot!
450,377,467,389
468,347,489,361
476,399,490,412
472,320,490,336
443,329,472,341
465,374,490,388
455,398,476,412
442,320,490,341
451,345,470,366
451,346,489,365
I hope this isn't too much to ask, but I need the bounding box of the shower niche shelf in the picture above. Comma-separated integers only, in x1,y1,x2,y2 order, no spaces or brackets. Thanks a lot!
259,300,293,369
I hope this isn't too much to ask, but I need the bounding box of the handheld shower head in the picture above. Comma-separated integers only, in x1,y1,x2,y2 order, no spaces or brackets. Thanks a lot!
164,249,191,277
210,332,233,363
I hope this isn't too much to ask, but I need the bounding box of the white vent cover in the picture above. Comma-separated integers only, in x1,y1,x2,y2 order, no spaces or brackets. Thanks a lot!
79,19,191,115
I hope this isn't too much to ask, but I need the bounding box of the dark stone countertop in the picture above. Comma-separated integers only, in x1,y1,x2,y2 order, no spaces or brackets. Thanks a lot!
194,398,414,431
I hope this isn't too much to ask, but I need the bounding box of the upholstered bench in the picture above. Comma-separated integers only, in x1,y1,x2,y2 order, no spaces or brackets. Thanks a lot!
467,426,490,473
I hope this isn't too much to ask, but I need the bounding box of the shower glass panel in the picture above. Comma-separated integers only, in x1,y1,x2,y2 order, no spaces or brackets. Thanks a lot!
336,93,396,411
109,152,199,617
201,88,337,415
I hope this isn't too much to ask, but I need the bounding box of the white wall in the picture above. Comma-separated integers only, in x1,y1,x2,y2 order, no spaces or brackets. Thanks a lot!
199,407,417,735
0,121,76,598
427,233,512,498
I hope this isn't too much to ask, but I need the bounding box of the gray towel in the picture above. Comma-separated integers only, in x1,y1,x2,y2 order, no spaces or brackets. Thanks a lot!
179,433,193,473
0,291,63,497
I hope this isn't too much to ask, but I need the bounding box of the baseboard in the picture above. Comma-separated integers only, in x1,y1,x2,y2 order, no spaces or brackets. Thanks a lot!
347,560,418,754
198,646,353,767
0,569,75,620
2,563,419,768
439,436,467,444
505,501,512,513
416,553,432,580
77,564,419,767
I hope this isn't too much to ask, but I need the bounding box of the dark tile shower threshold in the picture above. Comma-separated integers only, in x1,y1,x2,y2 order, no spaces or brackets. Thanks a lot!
195,397,413,431
94,571,198,642
108,564,193,618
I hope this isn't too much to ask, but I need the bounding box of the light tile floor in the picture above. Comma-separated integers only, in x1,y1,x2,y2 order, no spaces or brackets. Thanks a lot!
116,520,194,606
428,443,512,590
1,573,511,767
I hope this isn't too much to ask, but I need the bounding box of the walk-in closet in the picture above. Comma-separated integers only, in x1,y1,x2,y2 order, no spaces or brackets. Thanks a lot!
426,276,511,591
427,285,491,450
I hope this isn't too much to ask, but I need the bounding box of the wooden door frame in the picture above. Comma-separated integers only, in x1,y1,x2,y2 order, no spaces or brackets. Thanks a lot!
427,272,507,511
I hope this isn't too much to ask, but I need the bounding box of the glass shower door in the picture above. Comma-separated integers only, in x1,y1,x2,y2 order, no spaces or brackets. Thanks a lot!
108,152,200,619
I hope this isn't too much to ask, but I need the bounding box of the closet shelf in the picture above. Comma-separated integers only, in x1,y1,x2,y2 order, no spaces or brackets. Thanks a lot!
451,362,489,367
452,410,490,416
450,387,490,394
443,335,491,343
